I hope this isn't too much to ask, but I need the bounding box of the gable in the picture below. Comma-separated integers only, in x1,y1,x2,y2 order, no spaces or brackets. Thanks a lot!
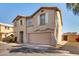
12,7,61,23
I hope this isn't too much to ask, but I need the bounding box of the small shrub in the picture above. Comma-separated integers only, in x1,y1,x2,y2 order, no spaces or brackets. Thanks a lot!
2,34,17,43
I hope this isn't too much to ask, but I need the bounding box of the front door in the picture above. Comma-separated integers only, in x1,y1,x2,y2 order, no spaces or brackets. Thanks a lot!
19,31,23,43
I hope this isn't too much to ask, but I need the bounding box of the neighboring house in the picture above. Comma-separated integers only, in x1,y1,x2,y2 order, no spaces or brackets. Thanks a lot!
0,23,13,41
62,32,79,42
12,7,62,46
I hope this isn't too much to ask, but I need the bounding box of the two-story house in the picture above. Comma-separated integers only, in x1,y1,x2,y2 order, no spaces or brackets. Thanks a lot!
0,23,13,41
13,7,62,46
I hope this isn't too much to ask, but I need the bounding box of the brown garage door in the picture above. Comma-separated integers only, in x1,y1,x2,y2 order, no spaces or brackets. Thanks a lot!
28,32,51,45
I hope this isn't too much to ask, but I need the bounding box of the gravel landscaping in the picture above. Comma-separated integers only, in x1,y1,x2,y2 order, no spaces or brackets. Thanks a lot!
61,45,79,54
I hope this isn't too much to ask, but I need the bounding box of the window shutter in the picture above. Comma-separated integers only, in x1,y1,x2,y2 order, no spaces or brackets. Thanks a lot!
37,16,40,25
45,13,48,23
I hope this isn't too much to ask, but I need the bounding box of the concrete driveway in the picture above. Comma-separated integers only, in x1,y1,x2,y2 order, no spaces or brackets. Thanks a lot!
0,41,78,56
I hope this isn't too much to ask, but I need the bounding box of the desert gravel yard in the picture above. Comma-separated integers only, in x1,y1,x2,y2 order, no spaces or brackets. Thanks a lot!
61,42,79,54
0,41,78,56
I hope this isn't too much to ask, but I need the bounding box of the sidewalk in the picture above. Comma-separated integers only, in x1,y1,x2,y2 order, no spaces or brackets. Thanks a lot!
0,41,21,46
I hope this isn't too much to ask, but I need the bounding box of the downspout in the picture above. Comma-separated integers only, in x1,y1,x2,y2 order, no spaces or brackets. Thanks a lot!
54,10,57,45
26,18,28,44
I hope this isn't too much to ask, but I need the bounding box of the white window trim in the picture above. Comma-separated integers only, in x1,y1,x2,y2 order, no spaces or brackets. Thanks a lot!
45,13,48,24
37,13,48,25
26,19,32,26
37,16,40,25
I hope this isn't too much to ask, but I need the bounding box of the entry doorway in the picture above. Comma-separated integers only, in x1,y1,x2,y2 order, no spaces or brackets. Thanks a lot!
19,31,23,43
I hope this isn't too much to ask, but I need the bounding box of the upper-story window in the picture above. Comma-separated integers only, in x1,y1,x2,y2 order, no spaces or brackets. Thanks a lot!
40,14,45,25
20,20,23,25
14,22,17,26
26,19,32,26
5,26,9,30
5,26,7,29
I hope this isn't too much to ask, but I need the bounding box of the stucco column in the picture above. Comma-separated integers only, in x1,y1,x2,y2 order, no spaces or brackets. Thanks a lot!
17,31,20,43
23,31,27,44
50,32,57,46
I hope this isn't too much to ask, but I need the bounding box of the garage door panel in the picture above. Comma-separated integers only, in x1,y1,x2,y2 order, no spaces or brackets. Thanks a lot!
29,33,51,45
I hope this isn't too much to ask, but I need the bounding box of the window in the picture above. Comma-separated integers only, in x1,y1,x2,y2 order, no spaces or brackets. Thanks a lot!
5,26,10,30
20,20,23,25
40,14,45,25
26,19,32,26
14,22,17,26
5,26,7,29
41,10,44,12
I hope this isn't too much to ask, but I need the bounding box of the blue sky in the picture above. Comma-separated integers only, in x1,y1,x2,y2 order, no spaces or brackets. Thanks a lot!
0,3,79,33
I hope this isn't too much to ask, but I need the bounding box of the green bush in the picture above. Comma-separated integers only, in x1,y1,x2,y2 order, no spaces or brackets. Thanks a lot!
2,34,16,43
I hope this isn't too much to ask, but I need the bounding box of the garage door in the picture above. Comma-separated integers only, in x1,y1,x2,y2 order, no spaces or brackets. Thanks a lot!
28,32,51,45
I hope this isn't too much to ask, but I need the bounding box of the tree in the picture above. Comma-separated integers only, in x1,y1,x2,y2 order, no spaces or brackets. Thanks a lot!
66,3,79,15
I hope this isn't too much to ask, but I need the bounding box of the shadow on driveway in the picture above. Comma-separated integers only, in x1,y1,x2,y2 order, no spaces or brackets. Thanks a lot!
10,47,64,53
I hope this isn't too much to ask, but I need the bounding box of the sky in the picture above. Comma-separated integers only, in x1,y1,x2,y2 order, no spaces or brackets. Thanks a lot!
0,3,79,33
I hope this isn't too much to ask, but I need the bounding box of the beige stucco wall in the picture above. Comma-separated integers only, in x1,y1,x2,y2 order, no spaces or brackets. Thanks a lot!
68,35,78,42
27,9,55,33
0,25,13,33
14,18,27,43
0,34,5,41
26,9,56,45
54,11,62,44
1,34,6,39
13,8,62,45
56,11,62,44
0,24,13,40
